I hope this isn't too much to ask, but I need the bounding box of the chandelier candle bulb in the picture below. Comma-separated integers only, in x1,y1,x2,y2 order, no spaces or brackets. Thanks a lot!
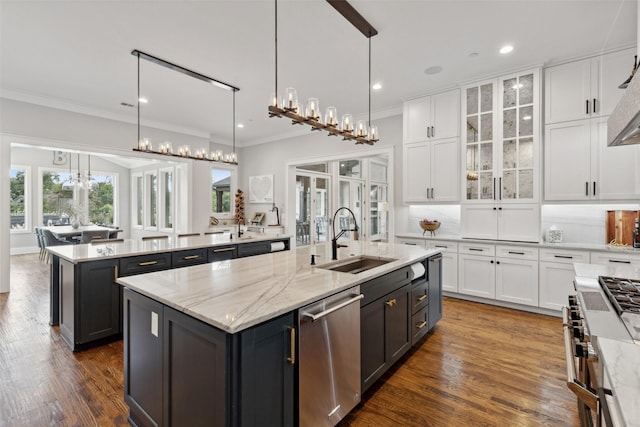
341,114,353,132
356,120,366,137
325,106,337,126
369,125,378,141
307,98,319,119
285,88,298,110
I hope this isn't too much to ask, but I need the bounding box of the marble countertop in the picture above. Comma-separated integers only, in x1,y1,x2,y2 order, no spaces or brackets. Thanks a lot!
594,338,640,427
46,232,290,263
396,233,640,253
116,241,439,334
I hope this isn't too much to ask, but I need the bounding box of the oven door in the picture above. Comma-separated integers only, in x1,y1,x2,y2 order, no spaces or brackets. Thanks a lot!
562,306,600,426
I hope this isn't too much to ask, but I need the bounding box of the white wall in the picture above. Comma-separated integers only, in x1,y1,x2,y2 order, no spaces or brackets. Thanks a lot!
0,139,10,292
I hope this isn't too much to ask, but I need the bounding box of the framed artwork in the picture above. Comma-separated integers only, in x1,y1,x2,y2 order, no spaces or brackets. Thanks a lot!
249,174,274,203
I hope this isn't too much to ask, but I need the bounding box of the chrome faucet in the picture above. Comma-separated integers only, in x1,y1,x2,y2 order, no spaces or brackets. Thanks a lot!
331,207,359,260
271,205,280,225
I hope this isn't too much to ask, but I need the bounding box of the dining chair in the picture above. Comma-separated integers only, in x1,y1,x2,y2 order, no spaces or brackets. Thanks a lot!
177,233,200,238
141,235,169,241
91,238,124,244
35,227,46,261
41,229,74,263
80,230,110,244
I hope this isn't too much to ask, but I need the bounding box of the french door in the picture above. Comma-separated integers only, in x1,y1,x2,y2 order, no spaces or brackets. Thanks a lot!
337,178,364,240
295,173,330,246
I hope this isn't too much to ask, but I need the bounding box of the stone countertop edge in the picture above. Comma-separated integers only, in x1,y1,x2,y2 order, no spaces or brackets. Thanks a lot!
116,241,439,334
395,233,640,253
46,232,292,263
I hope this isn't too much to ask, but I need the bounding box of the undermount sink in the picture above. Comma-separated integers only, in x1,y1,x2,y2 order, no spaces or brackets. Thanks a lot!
317,255,396,274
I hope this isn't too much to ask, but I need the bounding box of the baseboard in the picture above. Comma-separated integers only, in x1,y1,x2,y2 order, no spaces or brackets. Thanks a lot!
10,246,39,256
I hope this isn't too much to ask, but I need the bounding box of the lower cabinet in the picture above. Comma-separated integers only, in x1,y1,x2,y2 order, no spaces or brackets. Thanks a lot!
427,254,443,327
426,241,457,293
208,245,237,262
458,244,496,299
124,288,295,427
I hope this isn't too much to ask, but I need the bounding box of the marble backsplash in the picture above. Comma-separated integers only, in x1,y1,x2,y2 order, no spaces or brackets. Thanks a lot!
400,205,461,236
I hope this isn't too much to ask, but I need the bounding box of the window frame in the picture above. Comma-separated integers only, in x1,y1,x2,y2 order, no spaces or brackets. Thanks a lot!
158,167,174,232
210,164,237,218
9,165,30,234
87,169,119,227
144,170,158,230
131,172,144,229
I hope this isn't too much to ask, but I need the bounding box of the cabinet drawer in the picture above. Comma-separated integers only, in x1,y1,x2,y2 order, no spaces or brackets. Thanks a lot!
411,280,428,313
426,240,457,253
172,248,208,268
411,306,429,344
236,241,272,258
208,245,237,262
539,248,589,264
396,237,425,247
120,253,172,277
361,267,412,307
590,251,640,267
459,242,495,256
496,245,538,261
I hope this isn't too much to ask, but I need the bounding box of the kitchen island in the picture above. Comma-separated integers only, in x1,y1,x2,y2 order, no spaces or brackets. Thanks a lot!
46,233,290,350
116,241,441,427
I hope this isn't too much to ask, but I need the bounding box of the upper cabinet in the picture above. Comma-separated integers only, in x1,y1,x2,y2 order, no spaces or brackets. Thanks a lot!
402,89,460,203
544,47,636,124
403,90,460,144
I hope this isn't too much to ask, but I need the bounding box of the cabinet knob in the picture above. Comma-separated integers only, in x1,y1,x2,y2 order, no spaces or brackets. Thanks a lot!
385,298,397,307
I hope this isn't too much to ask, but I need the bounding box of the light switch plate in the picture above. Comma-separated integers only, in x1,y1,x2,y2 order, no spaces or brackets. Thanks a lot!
151,312,158,337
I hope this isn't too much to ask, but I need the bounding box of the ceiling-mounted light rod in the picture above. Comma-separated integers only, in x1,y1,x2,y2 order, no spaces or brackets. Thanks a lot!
326,0,378,38
131,49,240,92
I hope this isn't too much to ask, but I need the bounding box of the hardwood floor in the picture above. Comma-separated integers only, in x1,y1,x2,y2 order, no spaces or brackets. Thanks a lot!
1,254,579,426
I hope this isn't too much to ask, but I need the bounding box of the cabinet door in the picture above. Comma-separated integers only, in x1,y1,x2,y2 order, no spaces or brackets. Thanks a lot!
539,262,577,311
431,89,460,140
440,252,458,293
497,204,540,242
427,255,443,328
403,97,430,143
236,240,272,258
208,245,237,262
163,306,227,427
431,137,460,202
544,59,591,123
458,254,495,299
361,299,386,392
592,116,640,200
124,288,163,427
403,142,430,202
495,258,539,307
593,47,636,117
460,205,498,240
544,120,592,201
78,259,121,344
240,313,295,427
384,285,411,365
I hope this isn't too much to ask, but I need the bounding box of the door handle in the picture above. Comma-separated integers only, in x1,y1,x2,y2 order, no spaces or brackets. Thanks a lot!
287,327,296,365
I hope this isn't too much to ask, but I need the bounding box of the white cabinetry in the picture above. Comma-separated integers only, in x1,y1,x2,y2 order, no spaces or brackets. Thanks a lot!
403,89,460,203
539,248,590,311
495,246,539,307
461,70,540,242
403,138,459,202
545,117,640,201
396,237,425,247
458,243,496,298
590,251,640,267
403,90,460,143
426,240,458,293
544,48,635,124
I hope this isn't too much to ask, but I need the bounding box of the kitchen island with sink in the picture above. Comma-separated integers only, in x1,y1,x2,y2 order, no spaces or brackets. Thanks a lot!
116,241,442,427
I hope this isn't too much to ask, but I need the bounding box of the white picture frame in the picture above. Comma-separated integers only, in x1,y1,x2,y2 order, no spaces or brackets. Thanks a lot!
249,174,274,203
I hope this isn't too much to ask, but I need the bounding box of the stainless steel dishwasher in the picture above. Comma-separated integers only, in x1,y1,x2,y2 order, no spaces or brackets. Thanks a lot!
298,286,363,426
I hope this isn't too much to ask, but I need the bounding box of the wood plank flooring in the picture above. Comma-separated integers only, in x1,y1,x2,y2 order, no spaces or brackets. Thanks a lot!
1,254,579,426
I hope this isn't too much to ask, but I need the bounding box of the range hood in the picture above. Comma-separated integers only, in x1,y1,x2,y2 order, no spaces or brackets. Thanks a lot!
608,70,640,146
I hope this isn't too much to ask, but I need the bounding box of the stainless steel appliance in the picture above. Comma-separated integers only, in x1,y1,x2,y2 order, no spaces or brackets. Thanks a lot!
564,274,639,426
298,286,363,426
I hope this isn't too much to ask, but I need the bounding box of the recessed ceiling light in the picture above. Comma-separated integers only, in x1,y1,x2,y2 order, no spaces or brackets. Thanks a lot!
372,83,382,90
424,66,443,75
468,52,479,58
138,97,148,103
237,123,244,128
499,45,514,55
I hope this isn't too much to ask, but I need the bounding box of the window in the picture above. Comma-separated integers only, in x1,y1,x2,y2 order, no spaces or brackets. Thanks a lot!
41,169,74,225
297,163,328,173
10,167,29,231
211,168,233,215
339,160,362,177
88,173,116,226
132,173,143,227
146,171,158,228
160,168,173,229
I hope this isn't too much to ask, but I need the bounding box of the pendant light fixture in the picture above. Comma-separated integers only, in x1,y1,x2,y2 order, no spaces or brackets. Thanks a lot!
268,0,379,145
131,49,240,165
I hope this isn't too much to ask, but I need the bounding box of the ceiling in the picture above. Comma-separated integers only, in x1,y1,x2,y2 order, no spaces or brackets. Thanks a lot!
1,0,637,148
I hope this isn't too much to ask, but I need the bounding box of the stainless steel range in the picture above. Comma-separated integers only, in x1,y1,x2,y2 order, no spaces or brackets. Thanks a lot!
599,276,640,341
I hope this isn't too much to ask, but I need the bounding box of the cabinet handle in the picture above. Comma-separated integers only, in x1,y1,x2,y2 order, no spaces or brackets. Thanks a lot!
593,181,596,196
499,177,502,200
434,245,447,248
416,321,427,330
427,126,431,138
586,100,589,114
114,265,118,281
508,251,525,255
431,126,435,138
417,294,427,302
183,255,200,260
609,260,631,264
287,327,296,364
585,182,589,196
469,248,484,252
138,260,158,266
430,255,443,262
213,247,235,253
404,243,417,246
593,98,596,114
431,188,435,199
385,298,397,307
554,255,574,259
493,178,497,200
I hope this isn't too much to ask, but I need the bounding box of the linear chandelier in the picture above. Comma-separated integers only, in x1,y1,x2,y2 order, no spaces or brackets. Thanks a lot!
267,0,379,145
131,49,240,165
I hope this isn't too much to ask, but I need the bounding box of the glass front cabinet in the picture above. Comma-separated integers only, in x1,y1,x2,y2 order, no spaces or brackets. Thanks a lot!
461,69,541,242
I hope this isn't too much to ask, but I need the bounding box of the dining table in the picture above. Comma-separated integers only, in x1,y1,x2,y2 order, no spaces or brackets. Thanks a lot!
41,224,116,240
